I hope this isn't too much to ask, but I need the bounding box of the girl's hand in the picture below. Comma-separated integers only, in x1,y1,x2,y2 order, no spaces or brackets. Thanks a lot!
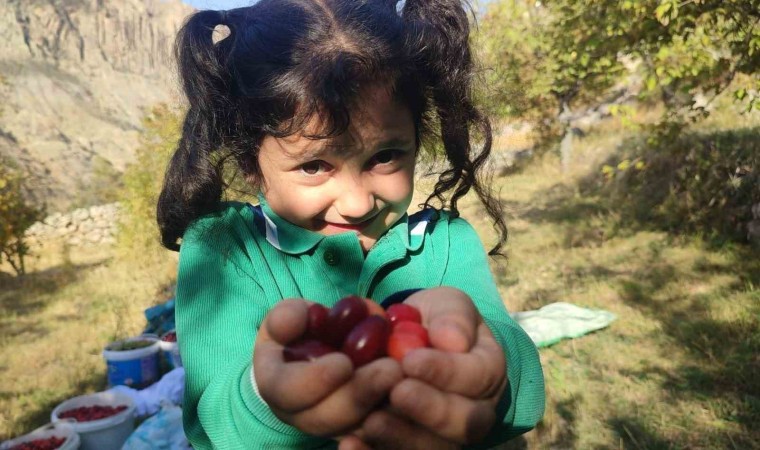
345,287,508,448
254,299,403,437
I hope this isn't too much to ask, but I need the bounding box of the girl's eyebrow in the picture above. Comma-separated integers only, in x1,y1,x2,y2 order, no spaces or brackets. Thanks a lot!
377,137,415,149
285,136,415,161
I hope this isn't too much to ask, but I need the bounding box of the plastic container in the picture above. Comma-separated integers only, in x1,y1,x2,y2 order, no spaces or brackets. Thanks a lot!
51,391,135,450
1,421,80,450
103,335,160,388
159,329,182,369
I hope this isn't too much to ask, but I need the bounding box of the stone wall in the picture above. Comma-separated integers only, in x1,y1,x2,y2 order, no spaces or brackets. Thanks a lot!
25,203,121,247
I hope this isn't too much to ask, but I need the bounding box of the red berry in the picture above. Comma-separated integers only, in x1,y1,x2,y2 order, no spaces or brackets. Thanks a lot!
387,333,428,361
387,322,430,361
386,304,422,326
341,316,390,367
58,404,128,422
322,296,369,347
283,339,337,362
393,321,429,343
365,300,387,318
8,436,66,450
305,304,329,339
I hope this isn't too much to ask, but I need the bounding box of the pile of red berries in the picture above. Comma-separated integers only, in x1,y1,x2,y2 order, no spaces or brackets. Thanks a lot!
284,295,430,367
161,331,177,342
57,404,128,422
7,437,66,450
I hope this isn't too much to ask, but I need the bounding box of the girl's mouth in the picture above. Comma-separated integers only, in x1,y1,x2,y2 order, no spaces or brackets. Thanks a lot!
321,216,376,232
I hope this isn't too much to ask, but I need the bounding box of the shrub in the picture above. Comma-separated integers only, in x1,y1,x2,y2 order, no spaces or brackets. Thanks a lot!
586,127,760,245
117,105,182,262
72,155,124,209
0,157,46,275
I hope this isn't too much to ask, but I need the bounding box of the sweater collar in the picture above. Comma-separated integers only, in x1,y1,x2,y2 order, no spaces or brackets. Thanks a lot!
250,194,434,255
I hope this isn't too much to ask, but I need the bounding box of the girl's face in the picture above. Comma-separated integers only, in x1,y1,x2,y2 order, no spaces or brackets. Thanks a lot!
257,85,417,253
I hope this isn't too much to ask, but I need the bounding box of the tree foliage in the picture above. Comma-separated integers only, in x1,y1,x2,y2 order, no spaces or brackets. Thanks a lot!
0,157,46,276
478,0,760,131
117,104,182,262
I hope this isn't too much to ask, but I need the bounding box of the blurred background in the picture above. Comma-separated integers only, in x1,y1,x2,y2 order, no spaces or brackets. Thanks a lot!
1,0,758,448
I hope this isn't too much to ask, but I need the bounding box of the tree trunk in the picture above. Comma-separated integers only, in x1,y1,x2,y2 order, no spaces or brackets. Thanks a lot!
559,100,573,174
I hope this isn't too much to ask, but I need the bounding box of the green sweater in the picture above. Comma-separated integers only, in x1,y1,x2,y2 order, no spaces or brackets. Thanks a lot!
175,201,544,449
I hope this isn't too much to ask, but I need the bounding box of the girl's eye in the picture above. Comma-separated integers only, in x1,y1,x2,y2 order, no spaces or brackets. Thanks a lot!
370,150,402,166
300,160,330,175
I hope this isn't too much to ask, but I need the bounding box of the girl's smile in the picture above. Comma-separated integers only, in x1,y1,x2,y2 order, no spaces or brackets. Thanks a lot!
318,216,377,232
257,85,417,253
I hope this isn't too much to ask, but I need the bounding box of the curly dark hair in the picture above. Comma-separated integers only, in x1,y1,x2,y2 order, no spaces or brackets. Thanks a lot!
157,0,507,254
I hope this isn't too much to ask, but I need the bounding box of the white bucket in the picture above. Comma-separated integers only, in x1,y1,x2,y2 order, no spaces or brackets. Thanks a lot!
103,335,160,388
1,421,80,450
51,391,135,450
159,330,182,369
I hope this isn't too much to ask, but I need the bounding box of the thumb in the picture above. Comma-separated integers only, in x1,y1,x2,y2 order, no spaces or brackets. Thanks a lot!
259,299,309,345
404,287,478,353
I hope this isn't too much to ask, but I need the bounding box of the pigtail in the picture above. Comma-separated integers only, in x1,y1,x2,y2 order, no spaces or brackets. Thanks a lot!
157,10,234,251
402,0,508,255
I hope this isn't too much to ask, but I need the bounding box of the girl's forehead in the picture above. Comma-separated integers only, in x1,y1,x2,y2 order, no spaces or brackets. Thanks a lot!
273,88,416,160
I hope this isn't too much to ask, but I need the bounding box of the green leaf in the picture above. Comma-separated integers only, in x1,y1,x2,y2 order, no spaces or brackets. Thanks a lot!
646,75,658,91
655,2,672,25
617,160,632,171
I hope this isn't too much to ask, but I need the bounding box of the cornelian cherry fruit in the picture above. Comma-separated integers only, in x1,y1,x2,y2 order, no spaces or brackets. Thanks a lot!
283,339,336,362
322,295,369,347
305,304,329,339
386,303,422,326
283,296,429,365
387,331,428,361
386,321,430,361
58,405,128,422
8,436,66,450
365,300,387,318
392,321,429,343
341,316,390,367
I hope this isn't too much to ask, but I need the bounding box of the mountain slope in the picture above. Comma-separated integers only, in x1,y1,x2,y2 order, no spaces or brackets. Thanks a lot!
0,0,194,211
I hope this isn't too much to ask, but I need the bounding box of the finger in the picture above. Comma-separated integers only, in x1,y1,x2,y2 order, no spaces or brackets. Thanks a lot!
405,287,478,353
290,358,403,436
260,299,309,345
390,378,496,444
403,322,506,398
361,410,459,450
254,342,353,413
337,435,373,450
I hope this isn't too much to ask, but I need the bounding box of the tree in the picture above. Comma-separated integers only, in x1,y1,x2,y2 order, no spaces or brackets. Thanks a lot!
476,0,626,170
478,0,760,149
0,158,46,276
117,104,182,262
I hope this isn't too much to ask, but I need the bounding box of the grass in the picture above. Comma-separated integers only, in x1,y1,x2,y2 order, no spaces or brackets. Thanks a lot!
1,115,758,448
0,243,177,441
486,123,759,449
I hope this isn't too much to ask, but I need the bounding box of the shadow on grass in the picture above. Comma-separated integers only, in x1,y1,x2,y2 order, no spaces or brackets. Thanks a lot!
606,416,675,450
504,133,760,447
529,394,581,450
0,260,110,338
0,370,108,441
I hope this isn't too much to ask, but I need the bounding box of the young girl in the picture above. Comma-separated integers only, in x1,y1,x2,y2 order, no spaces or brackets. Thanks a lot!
157,0,544,448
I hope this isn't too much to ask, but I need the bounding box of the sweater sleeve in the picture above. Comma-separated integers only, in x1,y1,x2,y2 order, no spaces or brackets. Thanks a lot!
176,216,332,449
439,217,545,447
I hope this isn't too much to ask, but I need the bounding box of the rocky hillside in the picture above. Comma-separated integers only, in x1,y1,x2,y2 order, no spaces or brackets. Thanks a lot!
0,0,195,211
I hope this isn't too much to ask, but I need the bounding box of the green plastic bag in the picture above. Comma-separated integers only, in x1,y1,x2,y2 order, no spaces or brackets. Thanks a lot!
511,302,617,348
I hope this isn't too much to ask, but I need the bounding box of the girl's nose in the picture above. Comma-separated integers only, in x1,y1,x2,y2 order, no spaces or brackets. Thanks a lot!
334,178,375,219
